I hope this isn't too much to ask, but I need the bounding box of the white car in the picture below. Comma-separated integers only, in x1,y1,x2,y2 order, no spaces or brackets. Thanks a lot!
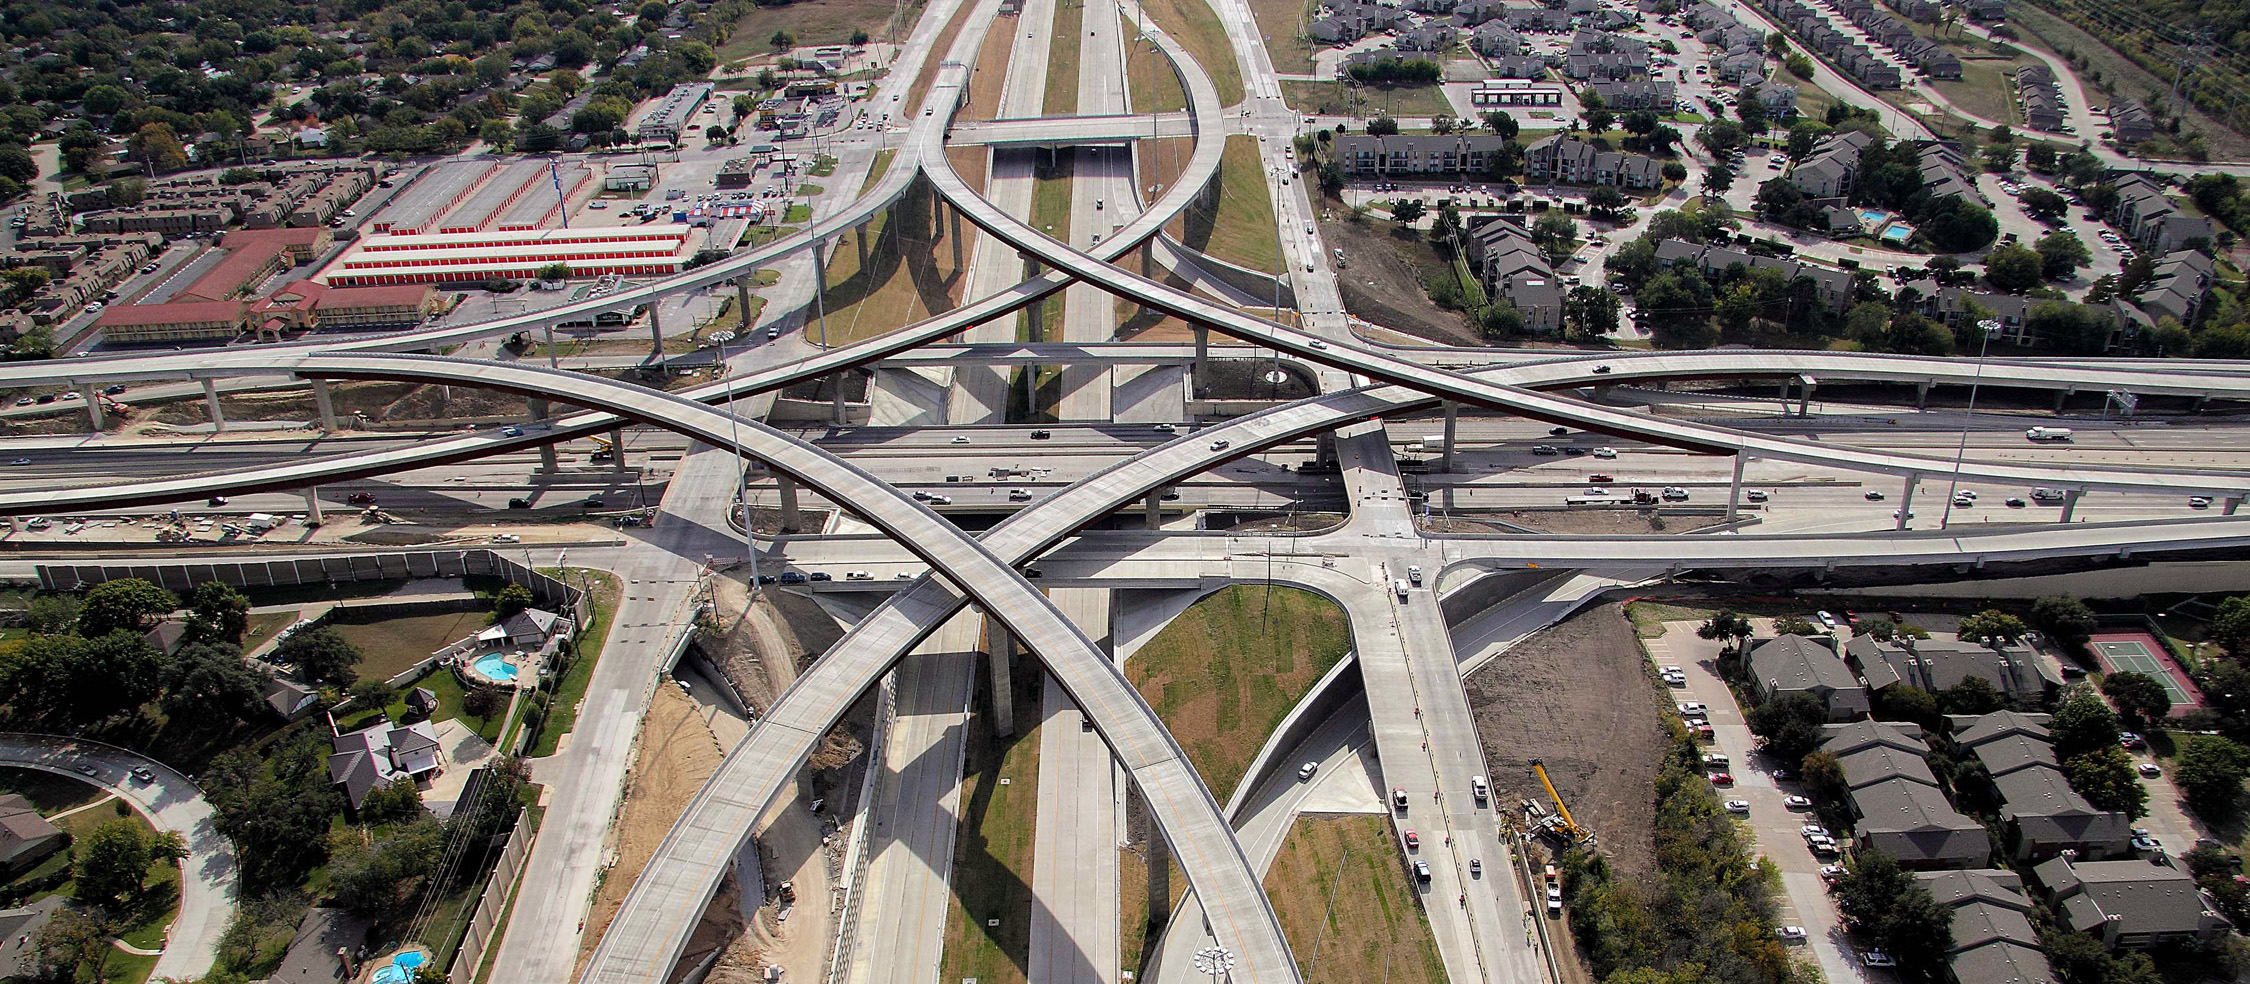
1153,423,1177,432
1677,701,1707,715
950,436,971,444
1724,799,1750,813
1778,926,1808,941
1298,762,1318,781
1815,610,1836,629
1957,489,1978,500
1784,795,1813,809
1209,439,1231,451
1592,447,1617,458
845,570,873,580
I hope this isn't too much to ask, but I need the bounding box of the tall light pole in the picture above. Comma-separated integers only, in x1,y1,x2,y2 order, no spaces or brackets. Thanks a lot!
714,329,760,590
1939,317,2001,529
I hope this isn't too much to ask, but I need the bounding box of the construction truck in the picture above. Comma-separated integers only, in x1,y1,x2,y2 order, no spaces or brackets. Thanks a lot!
1529,759,1596,848
590,434,617,462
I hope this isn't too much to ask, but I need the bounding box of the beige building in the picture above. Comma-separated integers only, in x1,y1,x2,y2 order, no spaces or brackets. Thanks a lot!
93,300,250,345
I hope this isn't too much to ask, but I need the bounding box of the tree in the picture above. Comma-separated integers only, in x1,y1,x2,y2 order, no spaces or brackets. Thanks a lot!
2174,736,2250,816
2035,231,2092,280
1530,212,1579,265
1696,610,1753,651
706,124,728,143
82,85,130,118
74,818,152,906
1749,692,1830,763
1982,243,2044,293
326,817,446,916
1585,109,1614,134
1566,285,1621,339
30,909,112,982
1430,114,1456,135
2063,745,2151,818
1957,610,2028,647
1661,160,1688,182
1873,684,1940,728
1786,53,1815,79
1390,198,1426,230
494,583,536,620
2020,186,2069,221
1836,851,1955,980
77,579,176,637
359,779,424,824
1587,185,1628,220
1800,750,1848,805
770,29,797,52
1697,118,1745,155
2212,595,2250,659
1941,676,2005,714
850,28,872,45
537,262,573,282
163,641,264,722
1367,116,1400,136
276,626,362,687
1479,301,1525,338
129,122,187,172
0,144,34,185
1482,111,1519,139
1768,30,1789,55
2025,141,2058,172
1773,615,1821,637
2051,683,2122,759
2,267,48,305
2102,672,2174,730
185,582,249,644
25,595,77,636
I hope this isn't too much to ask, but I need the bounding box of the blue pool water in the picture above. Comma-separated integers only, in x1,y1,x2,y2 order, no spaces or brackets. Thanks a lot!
1859,209,1893,226
369,951,426,984
472,652,518,682
1882,225,1914,242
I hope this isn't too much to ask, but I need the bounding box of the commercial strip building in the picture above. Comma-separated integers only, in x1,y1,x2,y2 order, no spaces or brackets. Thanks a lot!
637,82,716,145
322,226,695,287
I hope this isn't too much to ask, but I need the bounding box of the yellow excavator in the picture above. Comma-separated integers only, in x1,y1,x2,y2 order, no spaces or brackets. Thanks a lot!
1530,759,1593,846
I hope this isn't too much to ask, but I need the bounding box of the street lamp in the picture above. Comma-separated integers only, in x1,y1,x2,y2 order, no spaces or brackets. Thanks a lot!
1939,317,2001,529
713,329,760,591
1193,945,1236,984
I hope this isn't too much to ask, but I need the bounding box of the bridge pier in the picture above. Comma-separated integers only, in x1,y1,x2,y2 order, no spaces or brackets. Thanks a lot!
2226,496,2242,516
950,206,964,270
1798,377,1816,416
1022,251,1044,342
543,322,558,369
1316,431,1338,468
74,381,104,430
609,427,628,471
777,475,800,532
831,373,847,425
736,277,754,337
2061,489,2082,522
2196,393,2211,413
1916,380,1931,410
530,398,557,473
1440,400,1458,473
984,613,1016,737
1192,325,1208,376
1725,453,1746,522
647,302,665,359
1896,473,1918,530
813,237,830,348
312,379,337,431
303,488,324,525
1591,383,1612,402
855,219,871,271
1145,489,1163,529
202,379,225,432
2055,389,2071,412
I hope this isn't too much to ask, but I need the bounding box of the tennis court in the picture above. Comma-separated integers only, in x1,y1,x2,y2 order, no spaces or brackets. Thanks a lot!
2091,630,2202,713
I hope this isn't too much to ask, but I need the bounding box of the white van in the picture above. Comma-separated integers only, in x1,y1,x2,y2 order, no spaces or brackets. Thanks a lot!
1393,578,1409,600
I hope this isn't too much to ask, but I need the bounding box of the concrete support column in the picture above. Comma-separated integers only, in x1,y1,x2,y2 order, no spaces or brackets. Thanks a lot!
312,379,337,431
950,207,964,270
985,614,1016,737
830,373,847,425
202,379,225,432
647,303,665,359
1192,325,1208,375
1798,377,1816,416
1025,251,1045,343
1316,432,1338,467
1591,383,1612,402
1145,803,1172,929
1915,380,1931,410
609,427,627,471
1896,473,1919,530
2195,394,2211,413
2061,489,2082,523
2225,496,2242,516
1145,489,1163,529
811,238,830,348
303,488,324,525
735,277,754,336
1141,240,1153,278
543,322,558,369
530,398,557,473
1440,400,1459,474
75,382,104,430
855,220,871,271
1725,453,1746,522
2055,389,2070,412
777,475,800,533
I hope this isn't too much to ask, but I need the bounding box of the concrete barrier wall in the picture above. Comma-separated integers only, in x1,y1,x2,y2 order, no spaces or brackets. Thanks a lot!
1160,234,1297,309
1438,568,1560,626
1224,654,1363,819
37,548,589,626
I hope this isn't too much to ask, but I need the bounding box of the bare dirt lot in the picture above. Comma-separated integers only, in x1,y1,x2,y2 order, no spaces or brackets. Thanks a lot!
575,684,727,972
1464,603,1669,879
1504,510,1725,535
1319,213,1479,345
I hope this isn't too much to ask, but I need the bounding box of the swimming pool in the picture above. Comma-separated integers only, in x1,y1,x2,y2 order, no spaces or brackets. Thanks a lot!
1859,209,1893,226
1882,225,1913,242
368,951,426,984
471,651,518,684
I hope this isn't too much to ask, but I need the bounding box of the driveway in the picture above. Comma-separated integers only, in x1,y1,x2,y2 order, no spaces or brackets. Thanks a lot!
0,733,236,981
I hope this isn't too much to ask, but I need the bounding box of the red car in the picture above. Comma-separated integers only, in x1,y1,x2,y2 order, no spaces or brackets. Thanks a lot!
346,492,376,504
1589,473,1615,483
1708,771,1735,785
1404,830,1419,850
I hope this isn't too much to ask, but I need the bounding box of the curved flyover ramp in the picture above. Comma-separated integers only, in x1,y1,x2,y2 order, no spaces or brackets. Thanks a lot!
282,354,1301,984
